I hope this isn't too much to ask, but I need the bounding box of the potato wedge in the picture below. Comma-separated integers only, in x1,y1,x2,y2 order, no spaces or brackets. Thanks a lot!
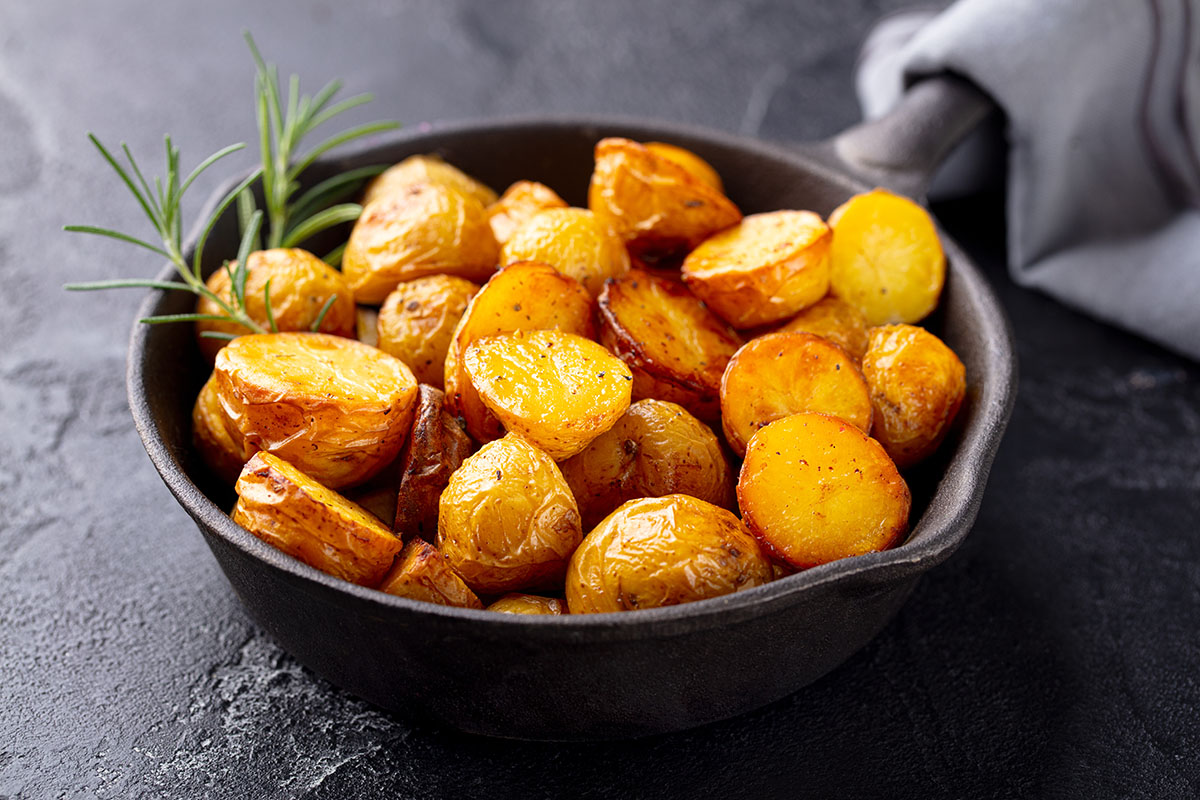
486,594,566,615
828,189,945,325
487,180,568,245
566,495,773,614
343,182,499,304
737,412,910,569
214,332,419,489
379,539,484,609
438,433,582,594
393,385,474,541
464,330,633,460
720,332,873,457
681,210,831,328
559,399,735,530
192,374,253,485
362,154,498,209
377,274,480,388
499,207,630,298
644,142,723,192
598,269,742,421
775,296,870,361
861,324,966,468
445,262,595,443
232,451,402,587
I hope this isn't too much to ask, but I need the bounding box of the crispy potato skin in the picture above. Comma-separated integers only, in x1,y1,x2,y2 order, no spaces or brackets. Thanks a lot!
737,412,910,569
598,270,742,421
444,262,596,443
566,494,772,614
487,180,568,245
195,248,356,362
828,189,945,326
379,539,484,609
643,142,723,192
486,594,566,615
861,324,966,468
214,332,419,489
377,275,480,388
559,399,735,530
464,330,633,460
232,452,403,587
437,434,583,594
499,207,630,298
682,211,831,329
720,332,873,457
192,374,252,485
343,182,499,304
775,296,870,361
394,385,474,541
363,154,498,209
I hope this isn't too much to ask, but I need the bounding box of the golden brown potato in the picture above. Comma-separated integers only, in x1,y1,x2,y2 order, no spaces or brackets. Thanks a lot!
565,495,773,614
379,539,484,609
214,332,419,489
499,207,630,298
232,451,403,587
643,142,723,192
559,399,735,530
445,262,595,443
828,189,945,326
588,137,741,259
681,211,831,329
487,180,568,245
598,269,742,421
195,248,355,362
393,385,474,541
377,274,480,388
342,182,499,304
192,374,252,485
463,330,633,460
737,412,911,569
362,154,498,209
775,296,871,361
861,324,966,468
437,433,582,594
720,332,873,457
356,306,380,348
486,594,566,615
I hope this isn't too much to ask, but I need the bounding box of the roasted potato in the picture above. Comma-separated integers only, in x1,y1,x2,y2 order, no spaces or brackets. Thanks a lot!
437,433,583,594
828,189,945,326
362,154,498,209
486,594,566,615
356,306,380,348
598,269,742,421
775,296,870,361
681,210,831,329
342,182,499,304
393,385,474,541
192,374,252,485
643,142,723,192
463,329,633,460
720,332,873,457
559,399,735,530
861,324,966,468
565,494,773,614
232,451,403,587
737,412,911,569
214,332,419,489
445,262,595,443
377,274,480,388
194,248,355,362
499,207,630,298
379,538,484,609
487,180,568,245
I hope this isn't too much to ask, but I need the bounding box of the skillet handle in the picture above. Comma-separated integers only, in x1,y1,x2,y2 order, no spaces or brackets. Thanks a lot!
831,73,995,199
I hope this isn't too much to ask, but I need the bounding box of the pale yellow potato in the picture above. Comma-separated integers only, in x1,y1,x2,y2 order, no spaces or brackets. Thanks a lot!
499,207,630,298
487,180,568,245
463,329,633,460
437,433,582,594
720,332,873,457
355,306,380,348
775,296,870,361
828,189,945,325
379,539,484,609
362,154,498,209
377,274,480,388
393,385,475,541
737,412,911,569
644,142,723,192
681,210,831,328
232,451,403,587
192,374,253,485
486,594,566,615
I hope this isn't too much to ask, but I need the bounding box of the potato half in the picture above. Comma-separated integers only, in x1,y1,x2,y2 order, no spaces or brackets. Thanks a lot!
499,207,630,298
486,594,566,615
214,332,418,489
192,374,252,485
487,180,568,245
566,494,773,614
644,142,723,192
377,274,480,388
720,332,873,457
737,412,910,569
775,296,870,361
362,154,498,209
393,385,474,541
232,451,403,587
379,539,484,609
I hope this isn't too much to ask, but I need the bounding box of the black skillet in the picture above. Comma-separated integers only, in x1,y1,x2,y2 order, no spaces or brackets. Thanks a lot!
127,74,1016,740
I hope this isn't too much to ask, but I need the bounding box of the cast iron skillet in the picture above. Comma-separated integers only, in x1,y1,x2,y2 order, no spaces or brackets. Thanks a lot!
127,75,1016,740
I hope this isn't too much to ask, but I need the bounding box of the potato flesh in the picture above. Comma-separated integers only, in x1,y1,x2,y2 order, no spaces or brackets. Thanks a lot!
377,274,480,388
720,332,873,457
192,374,252,485
362,154,498,209
565,494,773,614
464,330,633,461
487,180,568,245
499,207,630,298
232,451,402,587
486,594,566,615
355,306,380,348
393,385,474,541
776,296,870,361
379,538,483,609
737,412,910,569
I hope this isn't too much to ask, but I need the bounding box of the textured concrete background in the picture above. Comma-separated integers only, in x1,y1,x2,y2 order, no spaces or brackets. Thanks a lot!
2,1,1198,798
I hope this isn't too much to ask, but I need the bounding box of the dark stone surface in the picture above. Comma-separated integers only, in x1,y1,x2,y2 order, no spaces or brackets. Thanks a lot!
0,1,1196,798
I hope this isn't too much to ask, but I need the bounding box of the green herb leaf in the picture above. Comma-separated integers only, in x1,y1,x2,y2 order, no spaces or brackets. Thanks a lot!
280,203,362,248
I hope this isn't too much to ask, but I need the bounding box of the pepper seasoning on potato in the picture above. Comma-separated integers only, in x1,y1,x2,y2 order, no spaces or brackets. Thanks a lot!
775,296,871,361
499,207,630,298
377,274,480,388
362,154,498,209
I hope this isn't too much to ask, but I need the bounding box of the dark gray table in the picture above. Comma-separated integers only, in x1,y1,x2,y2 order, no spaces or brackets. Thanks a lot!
2,2,1197,798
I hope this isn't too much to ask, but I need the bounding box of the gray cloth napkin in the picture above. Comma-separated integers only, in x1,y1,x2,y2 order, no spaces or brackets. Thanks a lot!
857,0,1200,360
